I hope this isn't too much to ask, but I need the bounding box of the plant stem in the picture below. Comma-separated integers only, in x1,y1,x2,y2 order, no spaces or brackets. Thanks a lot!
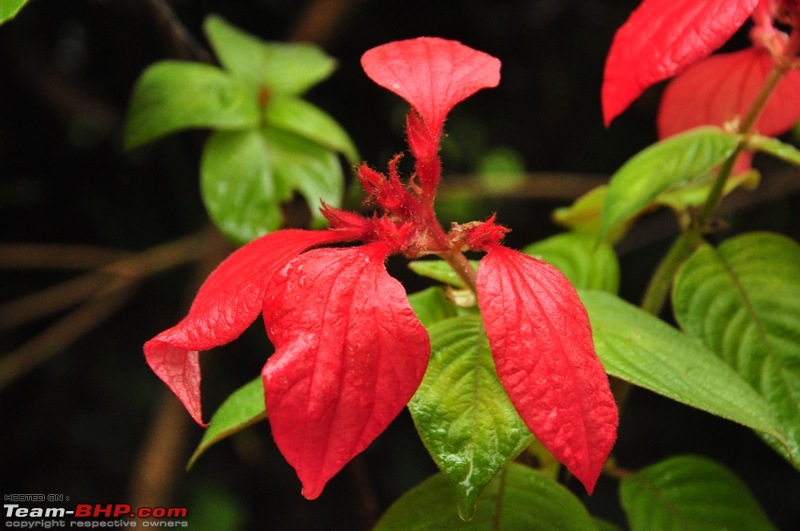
639,58,791,316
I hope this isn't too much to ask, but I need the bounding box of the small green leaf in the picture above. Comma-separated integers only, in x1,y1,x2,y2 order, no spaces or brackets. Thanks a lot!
408,259,479,288
600,127,738,240
188,377,266,469
0,0,29,24
262,127,344,228
375,463,596,530
621,455,775,531
124,61,259,150
407,287,459,327
747,134,800,166
552,185,617,240
200,129,282,245
204,14,336,94
265,96,359,163
408,316,532,519
522,232,620,293
673,232,800,466
579,290,786,444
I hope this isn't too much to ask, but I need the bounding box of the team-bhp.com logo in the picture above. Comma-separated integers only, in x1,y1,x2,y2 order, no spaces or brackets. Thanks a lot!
4,502,189,528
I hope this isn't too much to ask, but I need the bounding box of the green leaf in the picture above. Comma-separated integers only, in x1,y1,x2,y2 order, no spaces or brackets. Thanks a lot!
188,377,266,469
265,96,359,164
0,0,29,24
408,317,532,519
262,127,344,228
673,232,800,466
579,290,786,444
204,14,336,94
553,185,619,240
407,287,459,327
522,232,620,293
200,129,282,245
375,463,596,530
620,455,775,531
408,259,479,289
747,134,800,166
600,127,738,241
124,61,259,150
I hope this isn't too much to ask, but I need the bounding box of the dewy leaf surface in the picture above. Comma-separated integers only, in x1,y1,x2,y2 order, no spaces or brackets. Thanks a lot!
204,14,336,94
144,229,353,426
188,377,266,469
621,455,775,531
673,233,800,466
476,245,618,493
124,61,258,150
580,290,785,442
408,316,532,519
201,129,281,245
262,127,344,229
374,463,596,530
600,127,738,241
602,0,759,125
265,95,359,164
361,37,501,140
262,243,430,500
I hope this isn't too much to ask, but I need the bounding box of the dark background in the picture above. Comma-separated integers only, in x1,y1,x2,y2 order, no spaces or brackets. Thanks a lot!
2,1,799,529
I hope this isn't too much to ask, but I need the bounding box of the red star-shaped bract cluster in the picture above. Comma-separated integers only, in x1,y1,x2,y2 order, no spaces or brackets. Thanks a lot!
146,36,618,499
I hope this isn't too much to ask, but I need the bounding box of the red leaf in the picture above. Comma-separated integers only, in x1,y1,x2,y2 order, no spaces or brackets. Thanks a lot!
658,47,800,139
361,37,501,141
476,245,618,493
144,229,353,426
262,243,430,499
602,0,759,125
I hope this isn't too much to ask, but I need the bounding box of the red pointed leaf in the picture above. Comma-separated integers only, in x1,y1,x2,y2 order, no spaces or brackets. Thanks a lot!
602,0,759,125
361,37,501,141
144,229,353,425
476,245,618,493
262,243,430,499
658,47,800,139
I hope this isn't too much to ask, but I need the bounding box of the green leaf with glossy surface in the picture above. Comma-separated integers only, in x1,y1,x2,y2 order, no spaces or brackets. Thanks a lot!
124,61,259,150
265,95,358,163
204,14,336,94
522,232,620,293
747,134,800,166
263,127,344,228
0,0,29,24
408,259,479,289
673,232,800,466
579,290,786,444
201,129,282,245
188,377,266,469
409,316,532,519
621,455,775,531
600,127,738,240
407,287,459,327
375,463,596,530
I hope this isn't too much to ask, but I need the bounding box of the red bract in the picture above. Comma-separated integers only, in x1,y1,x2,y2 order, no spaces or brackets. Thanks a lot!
361,37,501,192
476,245,619,493
145,36,618,501
602,0,761,125
658,48,800,172
144,229,359,425
262,243,429,499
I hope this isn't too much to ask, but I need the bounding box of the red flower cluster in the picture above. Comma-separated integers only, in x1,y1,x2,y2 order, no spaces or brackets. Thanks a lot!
603,0,800,163
145,37,618,499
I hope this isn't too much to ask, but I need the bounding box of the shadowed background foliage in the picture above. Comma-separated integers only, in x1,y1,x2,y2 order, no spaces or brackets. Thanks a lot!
2,1,799,529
